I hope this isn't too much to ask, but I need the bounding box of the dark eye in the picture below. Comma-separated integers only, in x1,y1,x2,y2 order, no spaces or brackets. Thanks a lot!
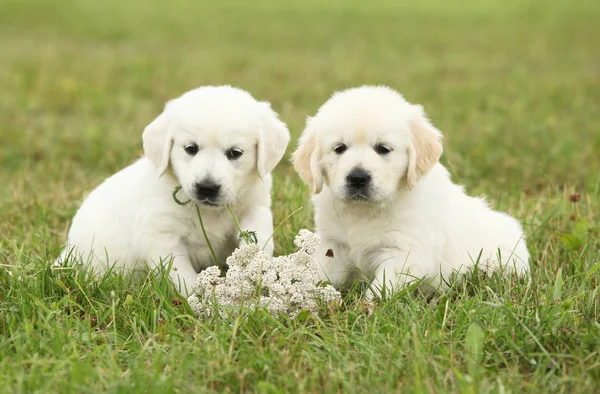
226,147,244,160
333,144,347,154
184,143,199,156
374,143,392,155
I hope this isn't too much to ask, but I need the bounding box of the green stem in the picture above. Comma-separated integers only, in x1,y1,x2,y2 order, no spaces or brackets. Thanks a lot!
262,206,303,251
172,185,191,206
227,204,257,245
227,204,244,236
172,185,217,265
196,205,219,266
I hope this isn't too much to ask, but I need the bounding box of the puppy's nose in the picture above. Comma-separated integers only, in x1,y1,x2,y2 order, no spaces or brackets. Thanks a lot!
195,181,221,200
346,169,371,188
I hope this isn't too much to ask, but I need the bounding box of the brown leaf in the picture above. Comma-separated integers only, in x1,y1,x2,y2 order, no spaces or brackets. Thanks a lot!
172,298,184,306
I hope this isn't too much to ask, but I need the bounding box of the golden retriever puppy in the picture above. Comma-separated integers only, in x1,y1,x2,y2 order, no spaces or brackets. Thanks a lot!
293,86,529,297
58,86,290,295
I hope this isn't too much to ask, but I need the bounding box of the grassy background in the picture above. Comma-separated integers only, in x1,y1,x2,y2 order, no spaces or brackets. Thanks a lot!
1,0,599,392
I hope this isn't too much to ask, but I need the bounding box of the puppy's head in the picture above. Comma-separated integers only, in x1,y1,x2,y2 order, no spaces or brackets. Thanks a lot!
293,86,442,202
143,86,289,207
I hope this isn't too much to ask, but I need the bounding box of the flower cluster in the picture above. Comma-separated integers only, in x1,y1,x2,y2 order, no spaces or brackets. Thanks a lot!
187,229,341,318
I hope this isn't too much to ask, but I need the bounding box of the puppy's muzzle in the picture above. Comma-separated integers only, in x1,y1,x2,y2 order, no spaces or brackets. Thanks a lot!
194,180,221,205
345,168,372,200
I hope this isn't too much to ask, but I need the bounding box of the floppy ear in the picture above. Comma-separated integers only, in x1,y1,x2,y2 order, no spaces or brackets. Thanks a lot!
142,103,174,177
406,105,443,189
292,119,324,194
257,102,290,177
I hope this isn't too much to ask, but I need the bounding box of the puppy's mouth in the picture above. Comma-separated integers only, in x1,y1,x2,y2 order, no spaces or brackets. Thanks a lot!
343,189,373,202
195,198,224,208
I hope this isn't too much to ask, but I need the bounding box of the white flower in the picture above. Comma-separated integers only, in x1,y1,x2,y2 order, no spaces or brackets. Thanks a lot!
196,265,223,289
187,294,205,316
188,229,341,319
293,229,321,255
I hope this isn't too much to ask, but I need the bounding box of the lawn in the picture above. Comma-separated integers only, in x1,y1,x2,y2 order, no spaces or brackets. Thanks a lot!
1,0,599,392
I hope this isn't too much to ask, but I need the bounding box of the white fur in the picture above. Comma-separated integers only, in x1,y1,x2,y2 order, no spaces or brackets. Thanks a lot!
293,86,529,297
58,86,290,296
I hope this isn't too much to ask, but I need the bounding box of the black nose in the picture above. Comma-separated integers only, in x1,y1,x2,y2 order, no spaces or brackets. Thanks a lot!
346,168,371,188
195,181,221,200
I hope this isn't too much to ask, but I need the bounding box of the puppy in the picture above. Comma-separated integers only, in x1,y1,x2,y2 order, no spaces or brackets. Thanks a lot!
58,86,290,295
293,86,529,297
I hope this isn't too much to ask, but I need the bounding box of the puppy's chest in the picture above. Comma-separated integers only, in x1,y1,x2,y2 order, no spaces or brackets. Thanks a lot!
337,208,399,250
182,214,238,270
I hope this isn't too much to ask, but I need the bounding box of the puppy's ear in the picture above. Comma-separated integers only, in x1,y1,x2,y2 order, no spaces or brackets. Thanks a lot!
142,102,174,177
293,119,324,194
406,105,443,189
257,102,290,177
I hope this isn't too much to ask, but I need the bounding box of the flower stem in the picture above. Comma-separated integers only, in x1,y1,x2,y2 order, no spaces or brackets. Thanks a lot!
196,205,219,266
227,204,257,245
172,185,191,206
262,206,303,251
172,185,218,266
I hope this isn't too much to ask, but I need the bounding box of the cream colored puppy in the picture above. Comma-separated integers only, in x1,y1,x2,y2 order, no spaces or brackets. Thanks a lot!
293,86,529,297
58,86,290,295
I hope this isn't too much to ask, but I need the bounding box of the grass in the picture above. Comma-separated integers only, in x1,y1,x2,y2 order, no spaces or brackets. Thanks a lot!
1,0,599,392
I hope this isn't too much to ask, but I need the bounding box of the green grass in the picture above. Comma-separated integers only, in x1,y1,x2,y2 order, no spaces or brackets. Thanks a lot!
1,0,599,392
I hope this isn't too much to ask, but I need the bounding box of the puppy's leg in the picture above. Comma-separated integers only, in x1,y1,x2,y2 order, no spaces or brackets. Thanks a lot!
366,247,434,299
144,243,198,297
239,205,275,255
315,240,354,289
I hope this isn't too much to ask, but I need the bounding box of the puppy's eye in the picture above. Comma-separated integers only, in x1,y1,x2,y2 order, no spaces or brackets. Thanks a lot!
184,143,199,156
333,144,347,154
226,147,244,160
374,143,392,155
